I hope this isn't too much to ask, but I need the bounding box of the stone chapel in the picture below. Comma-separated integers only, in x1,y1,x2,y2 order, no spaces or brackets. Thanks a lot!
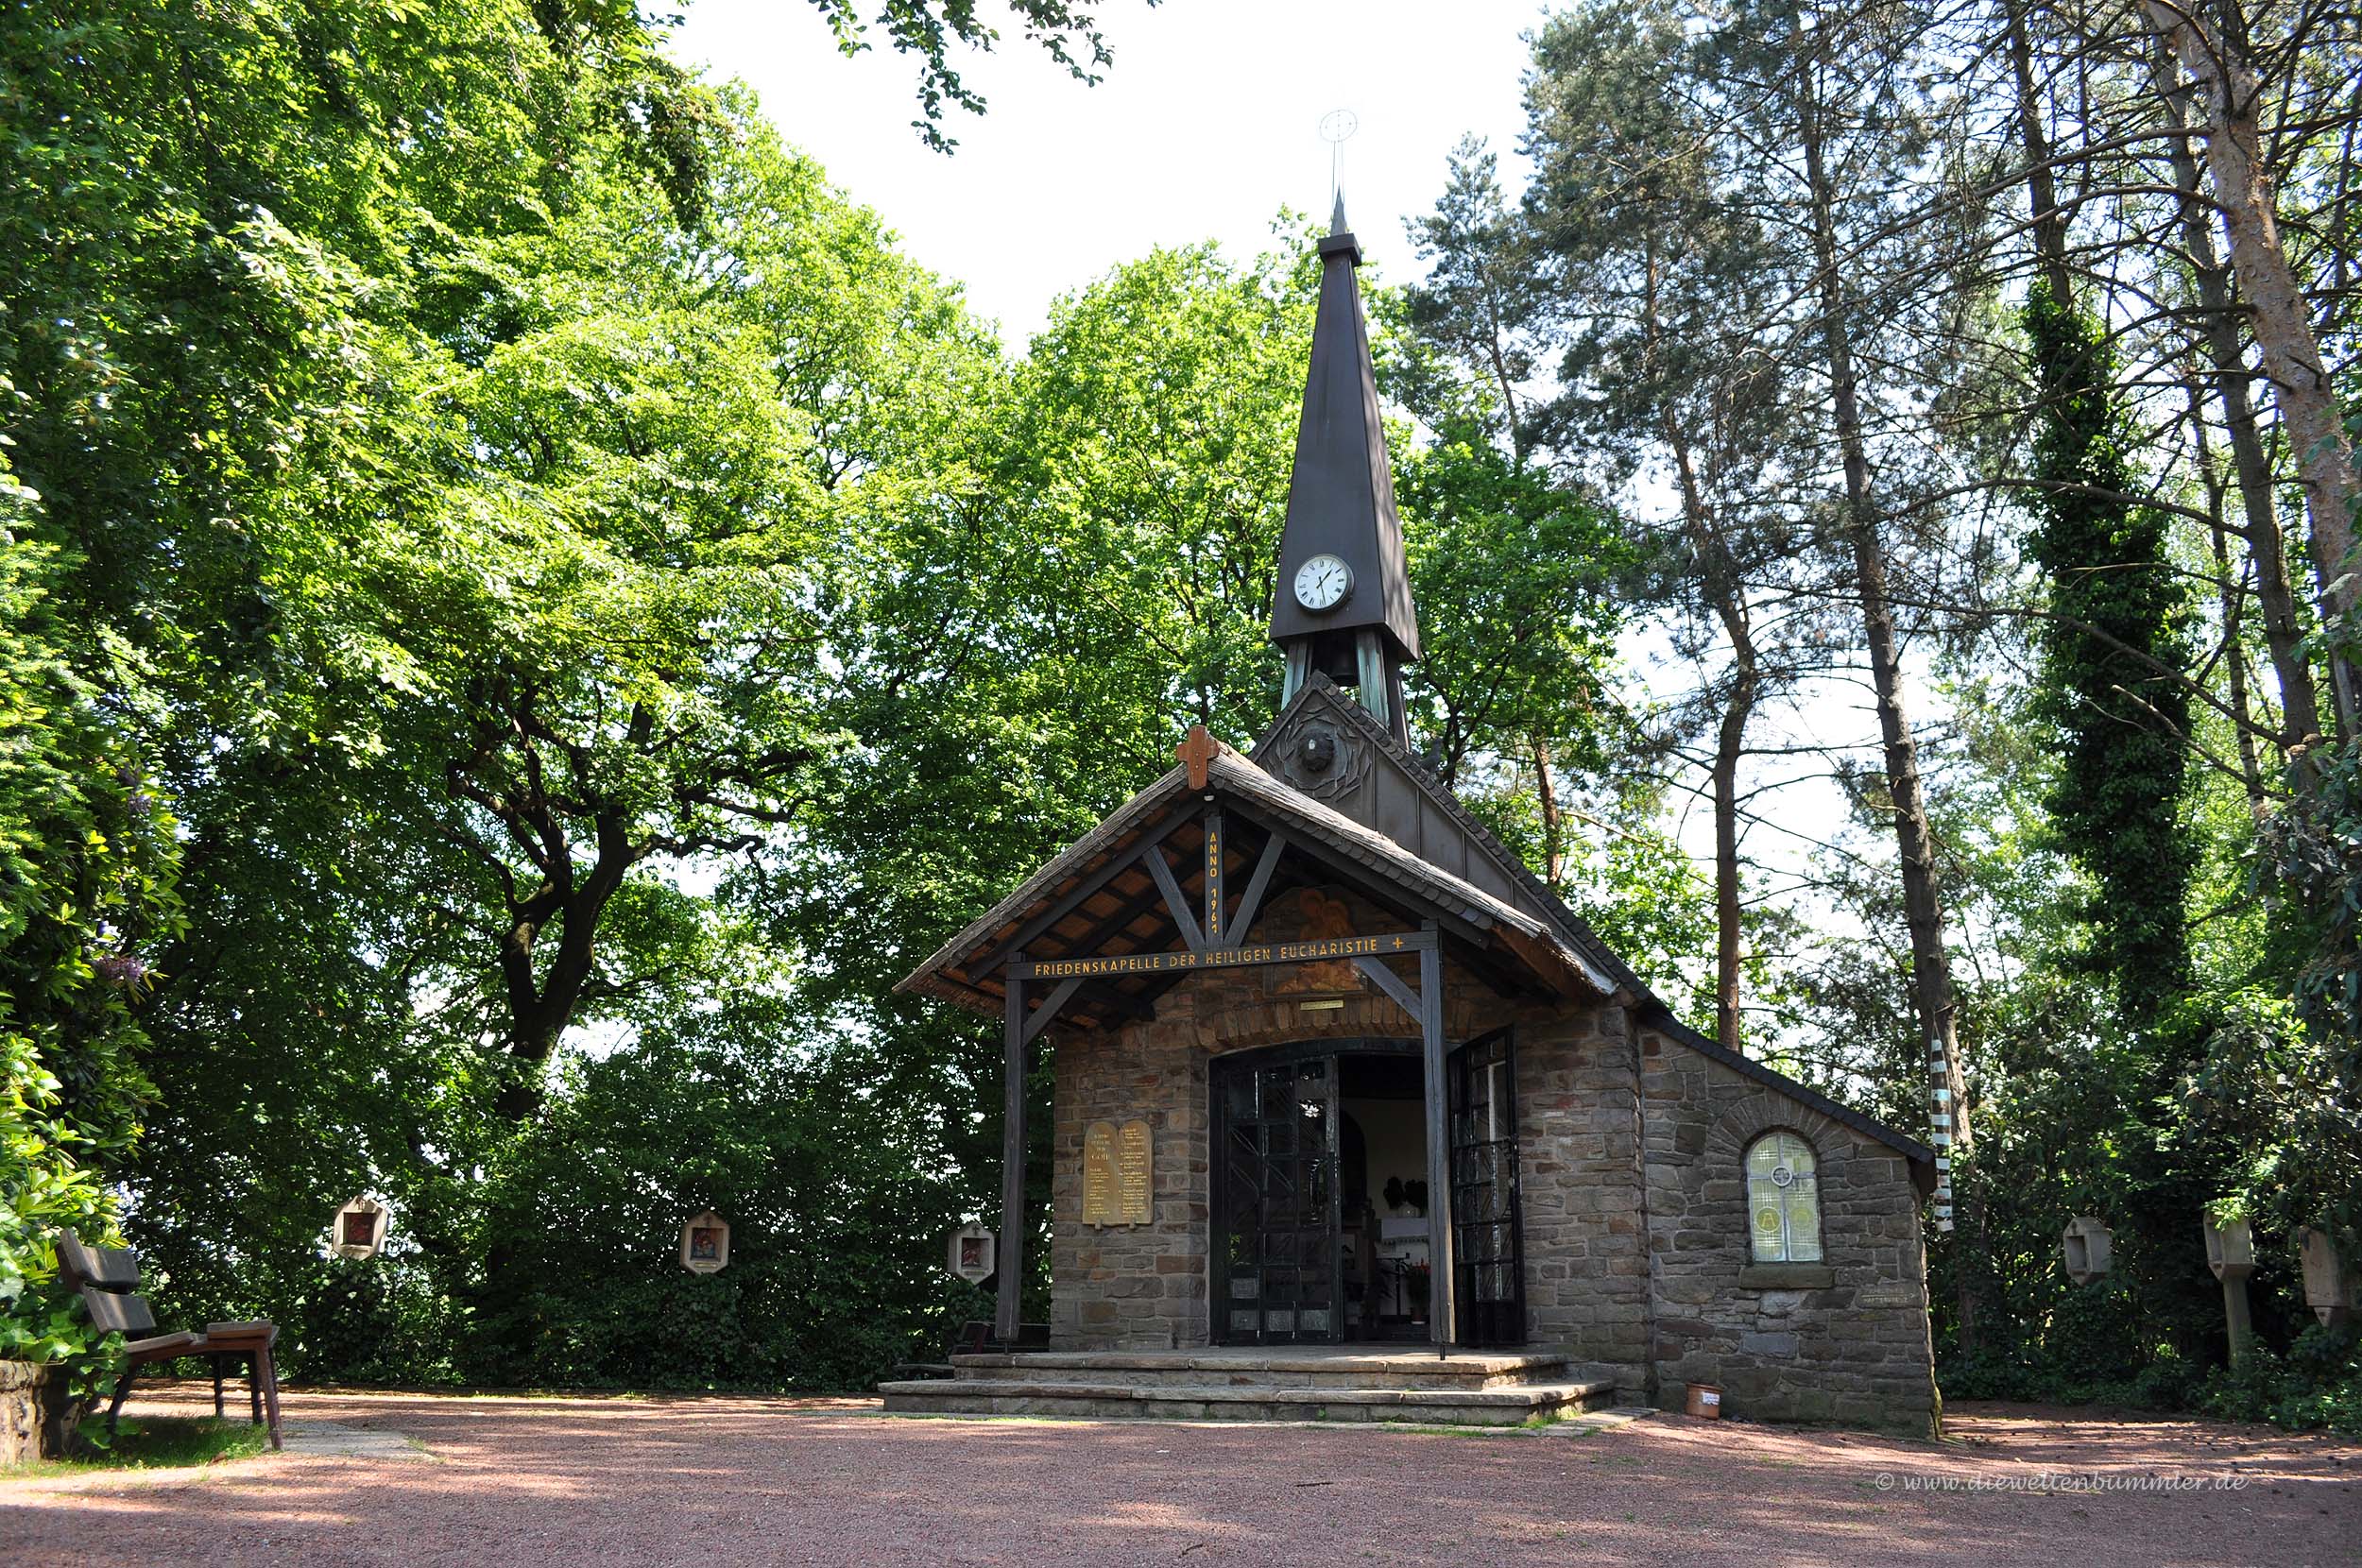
886,200,1940,1436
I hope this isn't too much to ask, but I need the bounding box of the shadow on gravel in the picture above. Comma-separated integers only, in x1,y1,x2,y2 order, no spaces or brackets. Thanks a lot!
0,1389,2353,1567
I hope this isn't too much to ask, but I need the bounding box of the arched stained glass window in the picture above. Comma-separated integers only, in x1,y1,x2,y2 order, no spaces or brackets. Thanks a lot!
1745,1131,1823,1264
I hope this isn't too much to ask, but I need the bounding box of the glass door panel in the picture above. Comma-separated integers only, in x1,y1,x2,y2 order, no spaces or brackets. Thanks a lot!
1212,1053,1341,1344
1448,1027,1527,1348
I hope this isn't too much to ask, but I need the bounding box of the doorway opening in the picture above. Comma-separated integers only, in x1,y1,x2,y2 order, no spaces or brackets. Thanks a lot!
1340,1053,1431,1342
1211,1035,1525,1347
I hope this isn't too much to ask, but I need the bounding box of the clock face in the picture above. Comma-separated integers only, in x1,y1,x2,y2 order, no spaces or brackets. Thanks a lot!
1293,554,1354,612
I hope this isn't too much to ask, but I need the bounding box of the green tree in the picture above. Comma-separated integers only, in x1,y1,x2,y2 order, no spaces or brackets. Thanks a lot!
0,1,1035,1371
2019,284,2196,1024
802,0,1152,150
0,486,179,1378
1510,0,1824,1049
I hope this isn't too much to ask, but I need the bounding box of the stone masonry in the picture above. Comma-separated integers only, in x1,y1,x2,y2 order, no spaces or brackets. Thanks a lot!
1045,881,1940,1436
1637,1027,1940,1435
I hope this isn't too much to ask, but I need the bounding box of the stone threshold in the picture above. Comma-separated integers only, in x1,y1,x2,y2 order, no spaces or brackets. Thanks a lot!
885,1378,1611,1407
879,1377,1617,1426
868,1405,1662,1435
947,1348,1578,1376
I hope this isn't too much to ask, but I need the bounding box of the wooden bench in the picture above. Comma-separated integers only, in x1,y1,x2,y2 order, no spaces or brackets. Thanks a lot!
53,1233,282,1451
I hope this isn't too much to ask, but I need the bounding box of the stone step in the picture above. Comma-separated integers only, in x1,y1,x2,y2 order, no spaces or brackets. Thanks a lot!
944,1349,1577,1392
877,1377,1617,1427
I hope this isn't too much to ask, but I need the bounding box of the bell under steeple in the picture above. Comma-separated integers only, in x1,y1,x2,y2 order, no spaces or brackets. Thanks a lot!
1270,193,1419,747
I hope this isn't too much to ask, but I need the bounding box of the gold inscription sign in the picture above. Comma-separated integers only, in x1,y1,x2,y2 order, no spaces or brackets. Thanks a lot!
1083,1118,1153,1226
1019,933,1415,980
1082,1120,1119,1225
1116,1119,1152,1225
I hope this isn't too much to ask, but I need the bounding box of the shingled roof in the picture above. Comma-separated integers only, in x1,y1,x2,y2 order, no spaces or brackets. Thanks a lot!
896,745,1614,1029
1250,677,1934,1174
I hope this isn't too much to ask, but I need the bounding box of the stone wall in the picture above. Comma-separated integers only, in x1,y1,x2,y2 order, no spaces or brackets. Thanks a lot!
1050,980,1652,1378
1512,998,1650,1381
1048,1021,1207,1349
1637,1026,1940,1436
1042,883,1939,1440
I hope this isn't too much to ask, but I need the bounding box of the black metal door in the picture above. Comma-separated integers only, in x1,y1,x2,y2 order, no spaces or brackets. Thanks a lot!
1449,1026,1526,1347
1213,1054,1341,1344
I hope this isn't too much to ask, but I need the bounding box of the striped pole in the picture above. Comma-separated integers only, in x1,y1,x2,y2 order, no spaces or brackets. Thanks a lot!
1930,1045,1954,1231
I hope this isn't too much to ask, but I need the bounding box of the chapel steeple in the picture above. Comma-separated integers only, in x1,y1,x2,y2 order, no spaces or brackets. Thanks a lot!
1270,193,1420,747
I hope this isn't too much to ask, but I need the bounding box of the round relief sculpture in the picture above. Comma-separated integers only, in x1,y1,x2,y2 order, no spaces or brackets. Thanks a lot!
1273,718,1367,802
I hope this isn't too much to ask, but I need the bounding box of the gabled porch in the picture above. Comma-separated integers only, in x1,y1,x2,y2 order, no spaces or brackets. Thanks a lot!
898,723,1621,1355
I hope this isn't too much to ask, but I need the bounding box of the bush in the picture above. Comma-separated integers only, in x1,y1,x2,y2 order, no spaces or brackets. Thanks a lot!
462,1031,989,1390
0,1033,124,1400
0,526,177,1403
2197,1323,2362,1435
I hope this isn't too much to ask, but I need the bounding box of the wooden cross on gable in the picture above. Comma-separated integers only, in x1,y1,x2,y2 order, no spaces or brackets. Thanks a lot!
1177,724,1220,790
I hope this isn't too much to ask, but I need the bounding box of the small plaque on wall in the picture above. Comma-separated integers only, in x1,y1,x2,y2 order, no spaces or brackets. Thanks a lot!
679,1210,731,1275
1857,1281,1921,1309
330,1197,388,1260
1082,1118,1153,1226
1116,1118,1153,1225
947,1221,996,1284
1082,1120,1120,1225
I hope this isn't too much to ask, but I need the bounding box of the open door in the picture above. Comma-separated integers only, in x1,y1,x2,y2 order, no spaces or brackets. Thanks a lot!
1448,1026,1526,1347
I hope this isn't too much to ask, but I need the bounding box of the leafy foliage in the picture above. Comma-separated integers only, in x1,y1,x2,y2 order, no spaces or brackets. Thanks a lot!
802,0,1146,150
2020,282,2197,1024
7,0,2354,1440
469,1010,986,1389
0,503,172,1389
1419,0,2362,1434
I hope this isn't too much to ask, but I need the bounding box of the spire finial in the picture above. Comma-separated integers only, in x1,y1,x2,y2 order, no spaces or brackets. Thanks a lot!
1318,108,1359,218
1329,188,1349,237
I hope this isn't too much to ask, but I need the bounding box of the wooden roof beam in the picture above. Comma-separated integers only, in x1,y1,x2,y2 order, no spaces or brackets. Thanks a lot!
971,813,1192,975
1216,796,1492,950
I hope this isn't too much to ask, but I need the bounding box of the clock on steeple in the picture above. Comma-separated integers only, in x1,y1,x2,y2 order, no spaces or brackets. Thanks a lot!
1292,554,1354,612
1270,193,1419,747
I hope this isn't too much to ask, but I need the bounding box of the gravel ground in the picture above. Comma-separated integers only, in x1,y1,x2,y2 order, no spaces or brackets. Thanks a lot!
2,1386,2354,1567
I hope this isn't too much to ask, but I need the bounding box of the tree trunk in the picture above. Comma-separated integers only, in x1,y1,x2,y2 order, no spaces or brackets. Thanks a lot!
1708,644,1757,1053
1790,34,1973,1204
1486,295,1525,460
2002,0,2075,305
489,815,641,1121
1531,733,1565,889
2146,0,2360,736
2150,34,2324,750
1668,432,1758,1054
1645,234,1759,1054
2194,387,2272,810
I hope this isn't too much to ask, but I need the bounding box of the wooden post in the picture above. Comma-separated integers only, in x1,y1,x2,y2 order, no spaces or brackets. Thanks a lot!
1420,925,1454,1348
997,968,1028,1342
2222,1274,2256,1364
1355,628,1391,727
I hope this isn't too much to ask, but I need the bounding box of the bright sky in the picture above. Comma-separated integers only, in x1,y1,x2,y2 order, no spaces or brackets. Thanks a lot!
665,0,1897,1033
667,0,1551,344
